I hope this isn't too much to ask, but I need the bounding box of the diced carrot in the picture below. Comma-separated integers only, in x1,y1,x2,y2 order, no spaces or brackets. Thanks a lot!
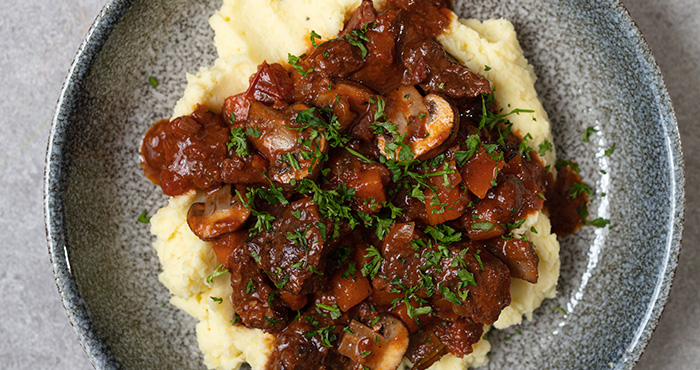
424,160,468,225
461,147,506,199
389,300,432,334
330,267,373,312
211,231,247,266
279,291,308,311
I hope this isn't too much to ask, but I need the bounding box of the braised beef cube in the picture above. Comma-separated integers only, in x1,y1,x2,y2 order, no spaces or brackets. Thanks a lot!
436,242,511,325
220,233,288,333
402,39,491,101
246,61,294,107
405,323,447,370
265,306,350,370
339,0,377,39
433,317,483,358
306,40,365,78
485,237,539,283
248,197,339,295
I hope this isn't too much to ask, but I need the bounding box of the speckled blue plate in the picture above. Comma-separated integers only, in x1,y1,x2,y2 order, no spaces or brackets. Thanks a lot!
44,0,684,369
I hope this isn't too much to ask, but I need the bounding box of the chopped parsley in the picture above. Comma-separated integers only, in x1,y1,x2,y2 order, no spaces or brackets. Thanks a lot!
583,127,598,142
471,222,495,232
205,264,229,285
604,142,616,157
310,30,322,47
360,246,383,280
210,296,223,304
288,53,314,77
148,76,158,88
316,303,342,320
228,127,260,156
137,210,151,223
345,22,374,59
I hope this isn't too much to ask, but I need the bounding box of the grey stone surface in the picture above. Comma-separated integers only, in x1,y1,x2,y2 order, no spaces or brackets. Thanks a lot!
0,0,695,369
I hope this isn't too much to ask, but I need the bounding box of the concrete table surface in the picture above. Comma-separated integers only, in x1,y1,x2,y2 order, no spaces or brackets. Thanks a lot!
0,0,696,369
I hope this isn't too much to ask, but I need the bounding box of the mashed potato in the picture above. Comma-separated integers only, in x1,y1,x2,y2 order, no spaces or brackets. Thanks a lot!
152,1,560,369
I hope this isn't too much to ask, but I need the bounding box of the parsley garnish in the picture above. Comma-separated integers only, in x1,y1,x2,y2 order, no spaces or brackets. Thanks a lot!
304,325,337,347
310,30,322,47
583,127,598,142
555,160,580,173
148,76,158,88
228,127,260,156
538,140,553,157
604,143,616,156
246,280,255,294
454,135,481,166
345,22,373,59
210,296,223,304
568,182,592,199
471,222,495,231
316,303,342,320
361,246,383,280
205,264,229,285
586,217,611,228
137,210,151,223
288,53,314,77
484,65,492,71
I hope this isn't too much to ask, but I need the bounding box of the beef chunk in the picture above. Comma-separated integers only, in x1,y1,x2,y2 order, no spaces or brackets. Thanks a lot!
247,197,340,295
220,233,288,333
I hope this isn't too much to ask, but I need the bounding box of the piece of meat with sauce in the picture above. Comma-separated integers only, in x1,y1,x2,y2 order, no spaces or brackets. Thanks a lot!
373,223,511,326
485,237,539,283
461,154,547,240
402,39,492,102
327,146,391,214
247,197,342,295
265,296,352,370
219,233,289,333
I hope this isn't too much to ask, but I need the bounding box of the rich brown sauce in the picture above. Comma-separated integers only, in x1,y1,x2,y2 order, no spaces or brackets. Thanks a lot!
140,0,586,368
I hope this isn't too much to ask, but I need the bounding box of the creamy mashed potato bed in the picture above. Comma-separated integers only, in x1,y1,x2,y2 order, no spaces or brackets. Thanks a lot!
153,1,561,369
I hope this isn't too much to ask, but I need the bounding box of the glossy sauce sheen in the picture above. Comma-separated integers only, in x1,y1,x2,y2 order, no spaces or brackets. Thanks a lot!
141,0,583,369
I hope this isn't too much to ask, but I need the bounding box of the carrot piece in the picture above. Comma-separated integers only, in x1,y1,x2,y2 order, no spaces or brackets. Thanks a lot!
279,291,308,311
330,266,373,312
211,231,247,266
461,147,506,199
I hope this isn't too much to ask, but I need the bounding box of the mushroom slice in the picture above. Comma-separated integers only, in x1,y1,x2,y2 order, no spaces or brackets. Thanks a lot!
338,315,409,370
377,93,458,161
187,184,251,241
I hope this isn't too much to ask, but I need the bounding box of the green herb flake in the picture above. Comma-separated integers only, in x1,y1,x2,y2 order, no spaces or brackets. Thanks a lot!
586,217,611,228
246,280,255,294
288,53,314,77
484,65,492,71
310,30,322,47
210,296,223,304
471,222,495,232
316,303,342,320
604,142,616,157
583,127,598,142
205,264,229,285
148,76,158,88
137,210,151,224
551,306,569,316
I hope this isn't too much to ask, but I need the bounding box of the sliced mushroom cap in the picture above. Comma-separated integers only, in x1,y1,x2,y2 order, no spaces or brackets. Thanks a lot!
187,184,251,241
338,315,409,370
377,92,459,161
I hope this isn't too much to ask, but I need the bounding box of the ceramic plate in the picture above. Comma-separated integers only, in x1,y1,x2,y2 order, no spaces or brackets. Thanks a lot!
45,0,684,368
